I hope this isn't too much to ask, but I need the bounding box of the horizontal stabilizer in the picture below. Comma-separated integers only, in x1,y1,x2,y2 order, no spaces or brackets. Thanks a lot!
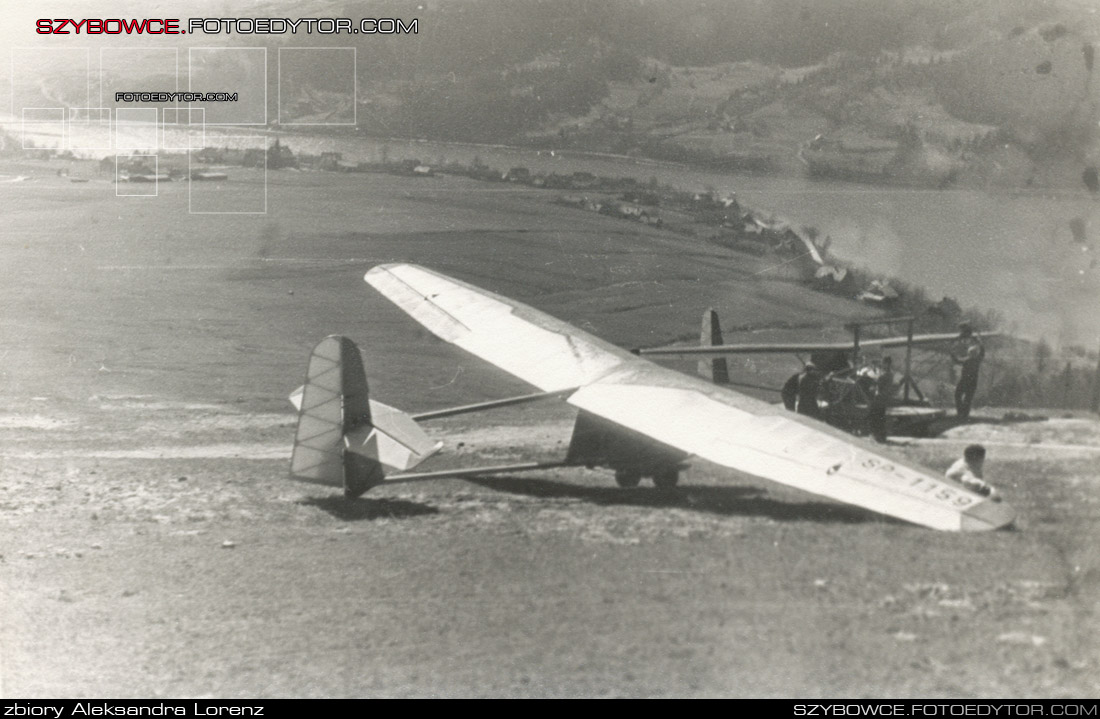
348,399,442,473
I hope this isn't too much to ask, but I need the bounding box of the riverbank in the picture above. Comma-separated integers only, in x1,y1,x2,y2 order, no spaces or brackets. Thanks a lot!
5,119,1099,345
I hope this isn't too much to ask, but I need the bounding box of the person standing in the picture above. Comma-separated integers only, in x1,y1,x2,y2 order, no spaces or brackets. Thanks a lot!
869,356,895,443
781,371,799,411
795,362,823,419
953,323,985,419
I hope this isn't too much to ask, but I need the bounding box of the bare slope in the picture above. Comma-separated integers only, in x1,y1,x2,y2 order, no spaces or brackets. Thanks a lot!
0,166,878,410
1,165,1097,697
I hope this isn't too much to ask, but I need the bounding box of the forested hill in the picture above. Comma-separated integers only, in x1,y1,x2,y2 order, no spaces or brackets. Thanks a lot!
10,0,1100,186
277,0,1100,187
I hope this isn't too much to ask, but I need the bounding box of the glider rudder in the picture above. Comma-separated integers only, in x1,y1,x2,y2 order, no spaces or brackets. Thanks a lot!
699,308,730,384
290,336,382,498
289,336,443,498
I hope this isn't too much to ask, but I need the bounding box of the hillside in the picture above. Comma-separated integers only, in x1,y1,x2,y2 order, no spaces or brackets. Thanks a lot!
341,0,1100,188
4,0,1100,188
514,30,1100,189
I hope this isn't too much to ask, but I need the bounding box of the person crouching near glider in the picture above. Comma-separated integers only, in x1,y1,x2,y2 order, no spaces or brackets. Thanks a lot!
946,444,1000,500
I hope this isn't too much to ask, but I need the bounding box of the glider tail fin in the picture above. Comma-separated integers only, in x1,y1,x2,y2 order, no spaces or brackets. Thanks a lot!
289,335,441,498
698,308,730,385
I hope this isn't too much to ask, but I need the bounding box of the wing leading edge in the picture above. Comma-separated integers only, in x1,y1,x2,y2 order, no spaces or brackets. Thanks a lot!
365,263,632,392
365,263,1015,532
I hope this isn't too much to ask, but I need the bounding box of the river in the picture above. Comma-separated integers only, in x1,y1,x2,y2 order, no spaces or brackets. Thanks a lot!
316,135,1097,346
13,122,1100,345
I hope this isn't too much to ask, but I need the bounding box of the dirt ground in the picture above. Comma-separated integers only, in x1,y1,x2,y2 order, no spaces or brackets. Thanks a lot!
1,163,1098,697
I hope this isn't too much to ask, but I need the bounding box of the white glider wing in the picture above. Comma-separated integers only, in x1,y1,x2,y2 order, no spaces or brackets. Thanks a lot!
365,263,630,392
365,264,1014,532
566,374,1010,531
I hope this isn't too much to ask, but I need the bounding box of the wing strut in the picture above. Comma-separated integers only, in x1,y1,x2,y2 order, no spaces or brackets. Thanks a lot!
385,461,574,483
411,388,575,421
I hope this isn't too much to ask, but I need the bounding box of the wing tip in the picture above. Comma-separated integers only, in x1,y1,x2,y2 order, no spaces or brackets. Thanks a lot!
365,262,425,284
364,264,396,283
960,498,1017,532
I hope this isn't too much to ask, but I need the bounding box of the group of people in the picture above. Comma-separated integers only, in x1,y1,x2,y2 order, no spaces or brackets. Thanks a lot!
948,327,997,497
781,355,896,442
781,322,987,442
778,321,997,498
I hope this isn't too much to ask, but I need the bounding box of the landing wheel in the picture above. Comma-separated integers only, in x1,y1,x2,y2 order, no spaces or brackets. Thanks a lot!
652,468,679,490
614,469,642,488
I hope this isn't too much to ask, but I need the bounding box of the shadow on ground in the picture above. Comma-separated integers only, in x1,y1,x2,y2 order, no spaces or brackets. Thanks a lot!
299,495,439,521
924,411,1050,437
465,475,890,526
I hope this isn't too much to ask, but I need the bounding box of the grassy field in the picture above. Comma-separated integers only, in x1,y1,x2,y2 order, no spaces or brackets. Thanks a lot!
1,161,1097,697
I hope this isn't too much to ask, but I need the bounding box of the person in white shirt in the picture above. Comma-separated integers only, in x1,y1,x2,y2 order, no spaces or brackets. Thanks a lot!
945,444,998,499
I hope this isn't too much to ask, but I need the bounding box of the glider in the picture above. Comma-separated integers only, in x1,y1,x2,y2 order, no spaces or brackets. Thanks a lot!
640,322,985,359
288,264,1015,532
644,309,988,433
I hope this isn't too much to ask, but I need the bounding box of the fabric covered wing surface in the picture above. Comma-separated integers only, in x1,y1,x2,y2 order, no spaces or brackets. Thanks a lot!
568,376,1013,531
366,264,630,392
